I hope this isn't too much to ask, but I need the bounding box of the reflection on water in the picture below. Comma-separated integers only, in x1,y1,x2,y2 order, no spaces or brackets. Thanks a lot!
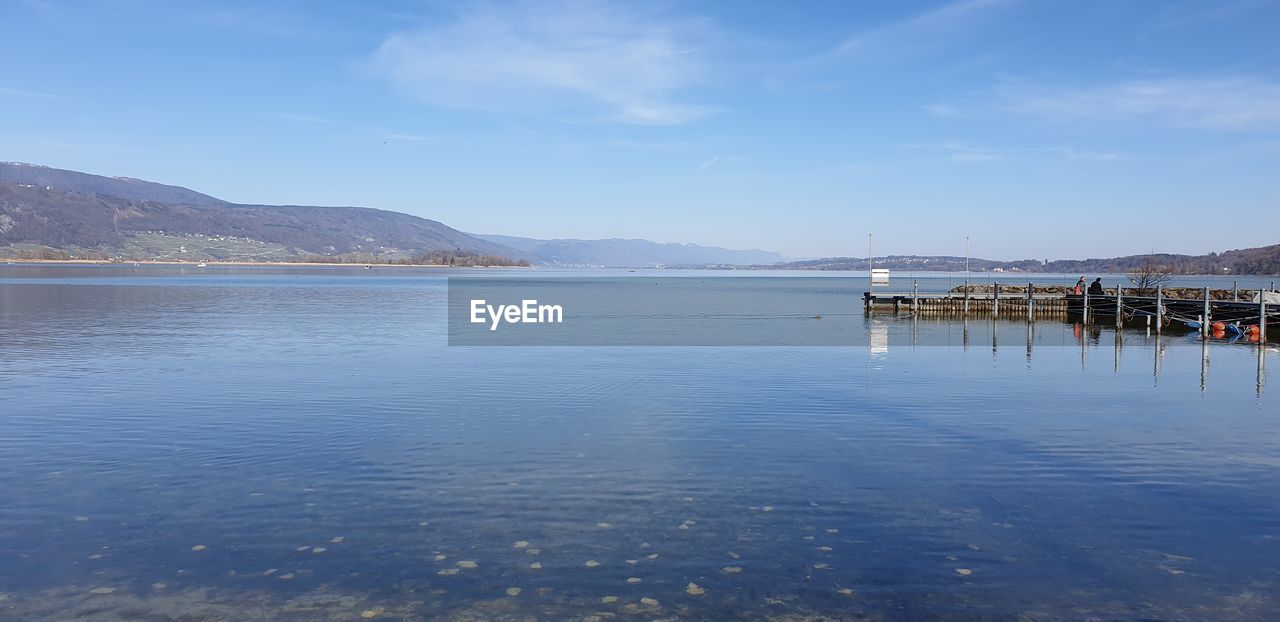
879,312,1273,396
1,266,1278,621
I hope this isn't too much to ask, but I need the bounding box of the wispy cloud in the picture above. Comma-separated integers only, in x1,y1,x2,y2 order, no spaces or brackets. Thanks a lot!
910,141,1124,163
188,7,342,39
921,103,966,118
1148,0,1273,32
998,76,1280,130
0,86,71,100
696,155,719,170
272,112,336,124
384,133,436,142
812,0,1016,64
368,0,716,125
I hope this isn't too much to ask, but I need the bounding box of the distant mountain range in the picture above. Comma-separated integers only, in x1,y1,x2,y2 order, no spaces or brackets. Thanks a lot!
751,249,1280,276
0,162,776,266
475,233,783,267
4,162,1274,273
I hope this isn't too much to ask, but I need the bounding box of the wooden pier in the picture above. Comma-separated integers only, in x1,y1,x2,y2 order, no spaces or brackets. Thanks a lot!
863,283,1276,343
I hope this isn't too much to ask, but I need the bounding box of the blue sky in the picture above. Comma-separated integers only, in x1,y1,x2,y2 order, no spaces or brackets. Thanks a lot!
3,0,1278,259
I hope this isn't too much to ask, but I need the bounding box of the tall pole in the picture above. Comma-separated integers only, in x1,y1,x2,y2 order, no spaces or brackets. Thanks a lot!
965,236,970,288
1115,284,1123,330
1202,286,1211,340
1027,281,1034,322
1261,297,1268,344
1156,286,1163,335
868,233,873,296
964,236,970,315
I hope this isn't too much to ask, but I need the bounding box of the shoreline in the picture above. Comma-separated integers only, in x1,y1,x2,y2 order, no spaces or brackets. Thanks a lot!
0,258,1273,278
0,258,531,268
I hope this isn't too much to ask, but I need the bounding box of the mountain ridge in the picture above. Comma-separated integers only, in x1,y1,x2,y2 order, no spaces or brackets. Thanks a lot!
0,162,523,263
475,233,783,267
739,249,1280,276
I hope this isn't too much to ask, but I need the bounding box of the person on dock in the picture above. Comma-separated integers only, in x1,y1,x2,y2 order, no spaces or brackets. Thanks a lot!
1088,278,1104,296
1073,277,1086,295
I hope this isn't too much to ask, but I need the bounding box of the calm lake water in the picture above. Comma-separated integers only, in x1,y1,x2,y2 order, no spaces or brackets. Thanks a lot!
1,265,1278,621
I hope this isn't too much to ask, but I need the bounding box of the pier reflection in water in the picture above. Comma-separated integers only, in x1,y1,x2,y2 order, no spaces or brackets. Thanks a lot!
875,311,1273,396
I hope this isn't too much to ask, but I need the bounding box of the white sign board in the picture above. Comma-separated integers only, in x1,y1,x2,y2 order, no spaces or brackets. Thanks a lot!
870,269,890,287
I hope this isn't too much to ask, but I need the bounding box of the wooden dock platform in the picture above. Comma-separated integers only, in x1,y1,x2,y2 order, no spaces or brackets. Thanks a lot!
863,284,1276,343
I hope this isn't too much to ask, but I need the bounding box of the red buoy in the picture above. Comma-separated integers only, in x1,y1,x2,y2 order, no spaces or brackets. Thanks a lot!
1212,321,1226,332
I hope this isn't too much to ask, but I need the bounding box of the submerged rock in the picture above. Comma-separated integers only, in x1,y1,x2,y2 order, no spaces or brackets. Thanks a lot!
529,562,542,570
360,606,385,618
686,582,705,595
837,587,855,596
640,597,660,607
191,545,207,552
723,566,743,574
955,568,973,576
506,587,522,596
312,547,327,554
626,577,642,584
437,568,459,576
513,541,530,549
330,536,344,544
584,560,601,568
433,554,447,561
601,596,619,604
456,560,478,569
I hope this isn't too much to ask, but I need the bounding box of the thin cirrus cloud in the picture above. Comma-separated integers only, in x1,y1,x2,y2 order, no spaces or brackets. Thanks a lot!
0,86,71,100
367,1,716,125
911,141,1123,163
998,77,1280,130
271,112,337,124
810,0,1015,65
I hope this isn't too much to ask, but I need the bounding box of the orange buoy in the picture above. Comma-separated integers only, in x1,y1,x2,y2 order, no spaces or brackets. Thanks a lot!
1246,325,1260,336
1249,334,1261,343
1212,328,1226,339
1212,321,1226,332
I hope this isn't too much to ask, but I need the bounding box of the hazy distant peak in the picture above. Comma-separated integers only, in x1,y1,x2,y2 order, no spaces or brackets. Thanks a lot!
474,233,783,267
